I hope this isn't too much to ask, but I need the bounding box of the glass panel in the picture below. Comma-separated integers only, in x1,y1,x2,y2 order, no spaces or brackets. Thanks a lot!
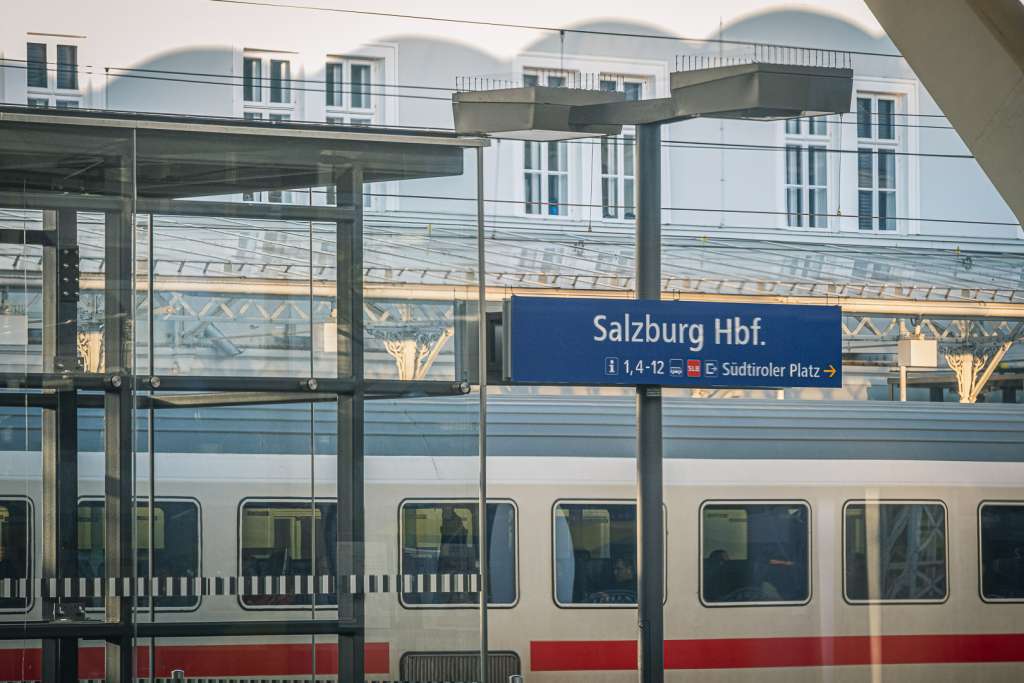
55,100,78,109
547,175,561,215
600,136,615,176
243,57,261,102
877,149,895,189
785,145,801,185
701,503,810,604
623,178,635,220
858,190,874,230
524,141,537,170
809,188,827,228
239,501,337,607
77,500,200,609
879,190,896,230
326,62,343,107
522,73,538,87
808,146,827,187
554,502,636,605
270,59,290,104
547,75,565,88
623,134,634,178
857,148,873,188
26,42,47,88
400,501,516,605
623,82,642,101
0,499,30,610
845,502,947,601
524,172,540,214
786,188,802,227
56,45,77,90
808,116,827,136
547,141,564,172
351,63,371,108
877,98,895,140
980,504,1024,600
785,118,800,135
27,97,48,107
599,79,616,92
857,97,872,138
602,177,618,219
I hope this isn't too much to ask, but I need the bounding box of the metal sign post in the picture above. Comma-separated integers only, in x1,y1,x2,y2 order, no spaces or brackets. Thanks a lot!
635,122,664,683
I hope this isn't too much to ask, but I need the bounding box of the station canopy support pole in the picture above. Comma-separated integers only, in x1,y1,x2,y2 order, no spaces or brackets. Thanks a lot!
635,122,664,683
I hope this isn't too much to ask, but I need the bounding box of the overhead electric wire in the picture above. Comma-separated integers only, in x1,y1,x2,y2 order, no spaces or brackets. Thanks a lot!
0,60,963,133
6,212,1020,299
207,0,905,59
351,191,1021,229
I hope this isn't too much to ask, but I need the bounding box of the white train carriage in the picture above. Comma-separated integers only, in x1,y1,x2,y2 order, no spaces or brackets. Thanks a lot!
0,396,1022,682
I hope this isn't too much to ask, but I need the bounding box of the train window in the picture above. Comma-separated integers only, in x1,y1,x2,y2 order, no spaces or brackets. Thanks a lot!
554,502,637,606
400,500,517,607
78,499,200,609
980,503,1024,601
0,499,30,611
239,500,337,608
844,501,947,603
700,502,810,605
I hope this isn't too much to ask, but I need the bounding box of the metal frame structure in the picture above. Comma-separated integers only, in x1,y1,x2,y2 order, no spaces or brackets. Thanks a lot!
0,106,487,683
453,54,854,682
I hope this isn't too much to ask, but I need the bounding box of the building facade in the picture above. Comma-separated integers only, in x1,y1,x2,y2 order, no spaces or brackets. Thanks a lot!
1,2,1022,401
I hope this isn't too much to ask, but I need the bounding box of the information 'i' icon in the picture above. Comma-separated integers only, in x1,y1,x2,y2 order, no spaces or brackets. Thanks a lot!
605,357,619,376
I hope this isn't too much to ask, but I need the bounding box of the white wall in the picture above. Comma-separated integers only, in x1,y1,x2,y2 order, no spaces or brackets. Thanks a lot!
1,1,1020,244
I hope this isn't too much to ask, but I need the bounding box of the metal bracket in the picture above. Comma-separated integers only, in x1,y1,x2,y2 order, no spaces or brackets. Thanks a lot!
58,247,80,303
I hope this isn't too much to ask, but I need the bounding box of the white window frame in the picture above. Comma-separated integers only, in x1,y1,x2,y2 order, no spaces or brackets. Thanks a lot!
856,93,899,232
324,57,382,209
397,498,520,609
512,53,667,222
597,74,648,222
782,117,832,229
520,68,575,218
24,36,84,109
835,78,919,234
324,57,377,122
698,499,813,608
841,499,949,605
241,50,296,118
240,51,296,204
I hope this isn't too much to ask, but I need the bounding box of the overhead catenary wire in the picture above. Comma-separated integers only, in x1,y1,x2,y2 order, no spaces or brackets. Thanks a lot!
1,59,961,131
206,0,906,60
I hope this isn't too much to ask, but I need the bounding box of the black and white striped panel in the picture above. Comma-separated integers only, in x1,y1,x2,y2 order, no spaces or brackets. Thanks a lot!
0,574,481,599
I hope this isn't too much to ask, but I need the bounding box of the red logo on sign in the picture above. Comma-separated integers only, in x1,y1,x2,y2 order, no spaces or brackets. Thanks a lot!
687,359,701,377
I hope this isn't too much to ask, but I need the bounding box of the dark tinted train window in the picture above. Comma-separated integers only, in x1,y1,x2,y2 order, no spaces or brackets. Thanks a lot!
78,500,200,609
980,503,1024,600
0,500,30,610
845,502,947,602
239,501,336,607
701,502,810,605
401,501,516,606
554,502,636,605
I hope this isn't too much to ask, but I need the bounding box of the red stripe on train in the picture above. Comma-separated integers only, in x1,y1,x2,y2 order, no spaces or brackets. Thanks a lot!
0,643,390,678
531,634,1024,670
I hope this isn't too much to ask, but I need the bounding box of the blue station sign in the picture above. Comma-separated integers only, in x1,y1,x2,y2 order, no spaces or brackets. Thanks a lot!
506,296,842,388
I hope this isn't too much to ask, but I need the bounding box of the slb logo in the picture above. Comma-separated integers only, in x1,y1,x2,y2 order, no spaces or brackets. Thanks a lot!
687,359,701,377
